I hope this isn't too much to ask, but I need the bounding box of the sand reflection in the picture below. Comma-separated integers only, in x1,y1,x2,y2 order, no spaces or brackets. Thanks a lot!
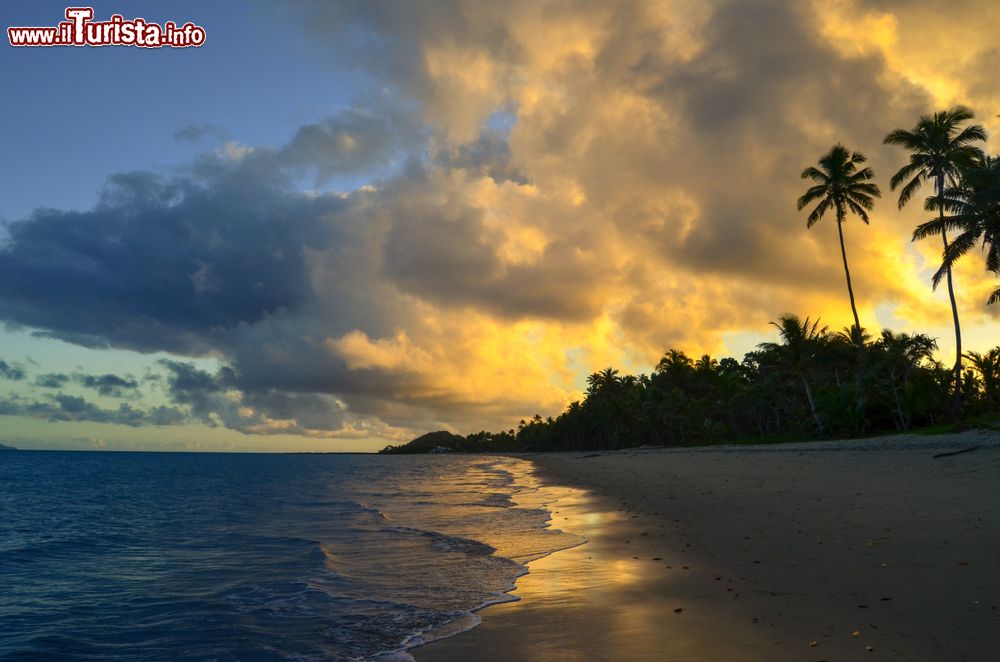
416,460,769,661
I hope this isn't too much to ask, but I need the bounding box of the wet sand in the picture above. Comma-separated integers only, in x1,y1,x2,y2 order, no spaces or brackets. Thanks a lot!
415,431,1000,661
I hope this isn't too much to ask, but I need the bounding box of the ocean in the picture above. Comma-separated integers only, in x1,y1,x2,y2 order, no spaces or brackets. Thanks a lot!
0,452,583,660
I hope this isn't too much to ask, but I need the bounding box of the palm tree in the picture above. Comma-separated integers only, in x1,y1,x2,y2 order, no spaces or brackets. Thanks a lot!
798,145,881,337
915,156,1000,306
586,367,621,395
884,107,986,409
758,315,829,432
965,347,1000,412
655,349,694,376
876,330,938,430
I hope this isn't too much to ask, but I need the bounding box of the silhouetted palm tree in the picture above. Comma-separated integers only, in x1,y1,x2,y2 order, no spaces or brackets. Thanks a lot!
876,330,938,430
759,315,829,432
586,367,621,395
915,156,1000,306
884,107,986,408
655,349,694,376
798,145,881,337
965,347,1000,412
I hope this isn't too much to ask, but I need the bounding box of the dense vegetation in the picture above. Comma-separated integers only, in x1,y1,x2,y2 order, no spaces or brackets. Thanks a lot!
381,107,1000,454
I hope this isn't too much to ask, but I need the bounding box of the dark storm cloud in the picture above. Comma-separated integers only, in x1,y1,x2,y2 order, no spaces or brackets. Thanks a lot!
0,95,435,357
0,393,186,427
35,373,69,388
33,371,138,396
0,156,345,354
0,359,26,381
160,359,229,422
158,359,350,435
75,373,140,397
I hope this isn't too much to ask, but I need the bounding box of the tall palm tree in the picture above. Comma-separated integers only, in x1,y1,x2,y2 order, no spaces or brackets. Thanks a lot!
798,145,881,337
884,107,986,410
915,156,1000,306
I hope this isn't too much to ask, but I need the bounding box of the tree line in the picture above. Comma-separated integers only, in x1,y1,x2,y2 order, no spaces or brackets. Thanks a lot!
385,107,999,454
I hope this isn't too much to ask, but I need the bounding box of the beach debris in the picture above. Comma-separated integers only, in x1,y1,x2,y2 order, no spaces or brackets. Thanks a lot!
931,446,979,459
851,630,861,637
652,557,663,561
809,640,819,647
865,645,875,652
673,607,684,613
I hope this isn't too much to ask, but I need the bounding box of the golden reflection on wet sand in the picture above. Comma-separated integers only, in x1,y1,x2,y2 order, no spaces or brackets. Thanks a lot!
415,459,770,661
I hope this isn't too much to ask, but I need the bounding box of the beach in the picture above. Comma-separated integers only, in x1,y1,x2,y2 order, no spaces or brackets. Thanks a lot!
415,431,1000,661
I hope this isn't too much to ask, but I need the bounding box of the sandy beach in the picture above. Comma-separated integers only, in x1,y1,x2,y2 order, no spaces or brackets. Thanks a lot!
416,431,1000,661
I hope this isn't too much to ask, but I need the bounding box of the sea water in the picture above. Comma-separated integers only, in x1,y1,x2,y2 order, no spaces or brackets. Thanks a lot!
0,452,583,660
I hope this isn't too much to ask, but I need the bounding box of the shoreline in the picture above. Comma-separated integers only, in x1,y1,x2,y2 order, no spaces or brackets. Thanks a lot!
415,430,1000,661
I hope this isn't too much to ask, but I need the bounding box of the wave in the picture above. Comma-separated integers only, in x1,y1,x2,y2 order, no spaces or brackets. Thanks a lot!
0,452,584,661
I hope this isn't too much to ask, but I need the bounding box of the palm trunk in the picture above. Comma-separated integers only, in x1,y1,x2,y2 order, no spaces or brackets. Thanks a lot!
938,174,963,416
800,374,822,433
890,369,907,431
835,206,862,338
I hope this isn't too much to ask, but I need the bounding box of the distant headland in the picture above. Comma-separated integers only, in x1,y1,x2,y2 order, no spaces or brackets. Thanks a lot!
379,431,466,454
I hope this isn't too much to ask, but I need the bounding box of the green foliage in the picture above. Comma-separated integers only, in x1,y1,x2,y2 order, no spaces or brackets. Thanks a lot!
445,319,999,452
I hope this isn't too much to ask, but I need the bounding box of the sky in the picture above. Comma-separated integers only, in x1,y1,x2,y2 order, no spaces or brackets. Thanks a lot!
1,0,998,452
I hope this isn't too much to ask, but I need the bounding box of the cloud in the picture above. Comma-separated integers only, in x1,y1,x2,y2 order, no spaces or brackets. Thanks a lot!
0,156,344,354
35,373,69,388
279,104,425,182
158,360,357,437
0,359,26,381
32,371,138,396
0,393,186,427
2,0,999,441
174,123,229,143
75,373,140,397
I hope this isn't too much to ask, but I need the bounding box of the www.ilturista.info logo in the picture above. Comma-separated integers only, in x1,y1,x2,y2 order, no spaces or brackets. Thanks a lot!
7,7,206,48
